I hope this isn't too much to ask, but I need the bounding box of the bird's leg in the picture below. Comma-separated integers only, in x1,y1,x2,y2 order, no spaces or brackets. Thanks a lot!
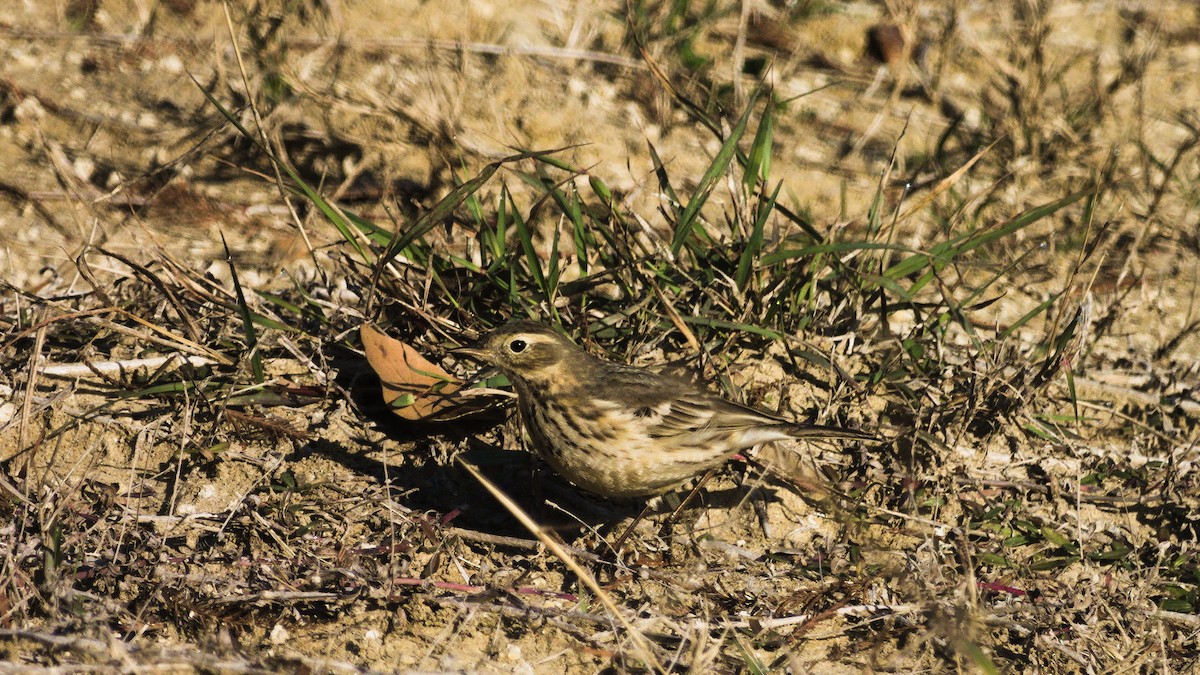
530,464,549,518
516,424,551,519
608,499,656,556
662,468,717,530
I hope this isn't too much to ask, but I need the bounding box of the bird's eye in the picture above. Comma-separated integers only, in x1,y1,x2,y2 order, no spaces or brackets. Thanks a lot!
509,339,527,353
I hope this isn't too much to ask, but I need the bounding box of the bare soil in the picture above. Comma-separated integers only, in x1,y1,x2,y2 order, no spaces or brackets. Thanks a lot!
1,0,1199,672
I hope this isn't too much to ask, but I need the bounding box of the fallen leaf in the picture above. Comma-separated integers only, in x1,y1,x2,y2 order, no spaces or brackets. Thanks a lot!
360,324,500,421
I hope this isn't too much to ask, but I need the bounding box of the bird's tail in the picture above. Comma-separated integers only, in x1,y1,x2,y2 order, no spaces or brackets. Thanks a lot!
784,423,878,442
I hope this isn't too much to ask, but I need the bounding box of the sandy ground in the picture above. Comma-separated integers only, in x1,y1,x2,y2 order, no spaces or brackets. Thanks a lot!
2,0,1199,672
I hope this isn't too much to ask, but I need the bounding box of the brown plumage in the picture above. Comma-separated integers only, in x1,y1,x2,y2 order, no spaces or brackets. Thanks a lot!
457,321,874,498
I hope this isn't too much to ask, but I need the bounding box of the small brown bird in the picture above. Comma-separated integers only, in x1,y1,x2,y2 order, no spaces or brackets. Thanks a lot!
457,321,874,498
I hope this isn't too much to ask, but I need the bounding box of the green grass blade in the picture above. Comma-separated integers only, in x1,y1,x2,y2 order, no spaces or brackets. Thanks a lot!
884,190,1089,287
999,294,1060,341
647,140,682,223
742,95,774,194
376,163,499,268
671,90,761,255
760,240,909,267
683,315,784,341
190,75,371,262
511,189,548,300
376,147,575,273
735,181,780,290
221,232,264,383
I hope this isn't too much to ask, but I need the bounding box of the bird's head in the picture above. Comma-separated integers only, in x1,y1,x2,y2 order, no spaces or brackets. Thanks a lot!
455,321,580,385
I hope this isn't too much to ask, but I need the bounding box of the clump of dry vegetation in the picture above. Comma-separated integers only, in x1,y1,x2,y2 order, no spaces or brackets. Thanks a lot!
1,0,1198,671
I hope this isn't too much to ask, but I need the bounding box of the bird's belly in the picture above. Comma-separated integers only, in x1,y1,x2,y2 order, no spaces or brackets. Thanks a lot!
525,400,732,498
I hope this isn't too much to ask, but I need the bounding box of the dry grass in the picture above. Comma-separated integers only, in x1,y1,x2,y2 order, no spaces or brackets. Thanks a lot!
1,0,1199,672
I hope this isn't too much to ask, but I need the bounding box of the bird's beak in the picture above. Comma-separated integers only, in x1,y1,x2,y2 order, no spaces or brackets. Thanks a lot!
451,345,488,361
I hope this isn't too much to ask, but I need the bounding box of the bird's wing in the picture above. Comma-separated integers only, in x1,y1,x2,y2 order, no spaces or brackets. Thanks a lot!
591,364,785,439
657,394,789,439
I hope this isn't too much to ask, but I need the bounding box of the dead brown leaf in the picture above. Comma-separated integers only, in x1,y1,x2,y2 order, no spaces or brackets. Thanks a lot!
360,324,500,421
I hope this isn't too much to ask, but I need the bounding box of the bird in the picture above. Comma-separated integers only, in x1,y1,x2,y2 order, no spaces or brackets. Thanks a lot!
455,320,875,499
